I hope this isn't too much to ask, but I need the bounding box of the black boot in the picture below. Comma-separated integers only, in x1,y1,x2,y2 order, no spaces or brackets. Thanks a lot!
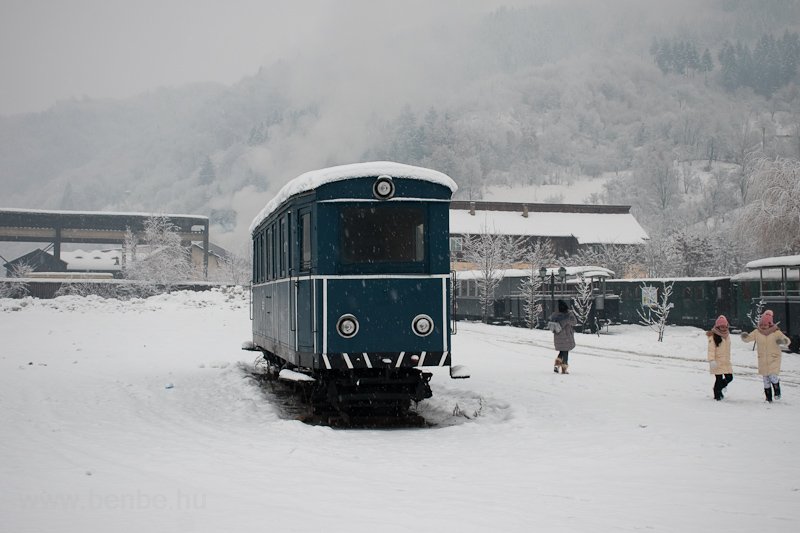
765,387,773,403
773,382,781,399
714,376,725,400
724,374,734,390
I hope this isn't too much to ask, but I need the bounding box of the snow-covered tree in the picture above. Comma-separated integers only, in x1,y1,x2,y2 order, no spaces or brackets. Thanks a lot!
461,227,523,323
572,273,593,331
517,240,553,328
123,216,193,292
668,230,715,277
571,243,641,279
741,156,800,254
638,282,675,342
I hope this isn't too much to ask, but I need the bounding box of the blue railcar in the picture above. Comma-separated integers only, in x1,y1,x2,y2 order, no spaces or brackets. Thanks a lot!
246,162,464,412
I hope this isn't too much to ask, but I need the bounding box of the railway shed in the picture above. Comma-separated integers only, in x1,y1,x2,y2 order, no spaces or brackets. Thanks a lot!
449,201,649,264
0,208,210,278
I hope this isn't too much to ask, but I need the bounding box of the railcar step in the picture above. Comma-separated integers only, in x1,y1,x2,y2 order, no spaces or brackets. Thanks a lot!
241,340,258,351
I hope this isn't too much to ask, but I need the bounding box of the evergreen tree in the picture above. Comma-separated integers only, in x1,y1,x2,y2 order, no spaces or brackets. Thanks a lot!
198,156,216,185
718,41,738,91
701,48,714,83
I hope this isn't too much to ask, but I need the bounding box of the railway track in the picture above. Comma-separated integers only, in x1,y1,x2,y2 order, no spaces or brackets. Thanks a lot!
478,333,800,387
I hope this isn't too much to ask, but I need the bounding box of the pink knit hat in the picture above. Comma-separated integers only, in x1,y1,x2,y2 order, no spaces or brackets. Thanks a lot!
714,315,729,328
759,311,774,328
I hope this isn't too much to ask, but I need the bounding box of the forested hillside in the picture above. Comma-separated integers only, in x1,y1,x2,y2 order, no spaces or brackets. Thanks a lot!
1,0,799,272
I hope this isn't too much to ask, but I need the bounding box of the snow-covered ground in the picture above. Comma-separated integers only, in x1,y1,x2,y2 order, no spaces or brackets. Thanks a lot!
2,289,799,532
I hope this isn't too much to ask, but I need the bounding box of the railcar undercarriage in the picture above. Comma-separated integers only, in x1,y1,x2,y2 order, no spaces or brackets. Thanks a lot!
248,350,433,426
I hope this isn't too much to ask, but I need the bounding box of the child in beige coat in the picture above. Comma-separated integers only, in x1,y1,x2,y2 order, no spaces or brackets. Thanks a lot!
707,315,733,401
741,310,791,402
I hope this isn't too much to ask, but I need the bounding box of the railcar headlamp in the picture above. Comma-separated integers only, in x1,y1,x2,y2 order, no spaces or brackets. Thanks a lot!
336,314,359,338
373,175,395,200
412,314,434,337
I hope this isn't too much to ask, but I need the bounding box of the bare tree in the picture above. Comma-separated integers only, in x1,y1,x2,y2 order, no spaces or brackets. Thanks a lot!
214,247,251,285
638,282,675,342
461,226,523,323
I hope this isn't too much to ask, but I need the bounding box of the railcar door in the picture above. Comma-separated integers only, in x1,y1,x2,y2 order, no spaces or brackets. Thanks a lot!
295,209,315,356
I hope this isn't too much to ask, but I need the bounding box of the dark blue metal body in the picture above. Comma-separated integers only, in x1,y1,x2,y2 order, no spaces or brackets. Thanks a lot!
251,175,453,376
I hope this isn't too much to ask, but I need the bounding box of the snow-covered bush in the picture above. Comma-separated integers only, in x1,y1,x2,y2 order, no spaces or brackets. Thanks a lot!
0,280,29,299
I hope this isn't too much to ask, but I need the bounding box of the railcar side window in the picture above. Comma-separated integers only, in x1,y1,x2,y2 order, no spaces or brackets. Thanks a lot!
267,227,273,280
694,286,704,300
279,217,287,276
339,206,426,264
260,232,267,282
299,212,311,272
270,225,276,279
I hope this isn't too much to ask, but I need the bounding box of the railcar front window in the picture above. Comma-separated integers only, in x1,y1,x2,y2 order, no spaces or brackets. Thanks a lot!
340,206,425,264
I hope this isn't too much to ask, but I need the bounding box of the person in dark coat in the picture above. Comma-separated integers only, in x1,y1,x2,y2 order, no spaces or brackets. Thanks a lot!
548,300,577,374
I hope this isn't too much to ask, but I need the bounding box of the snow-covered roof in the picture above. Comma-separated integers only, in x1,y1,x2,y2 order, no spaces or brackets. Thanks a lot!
450,209,648,245
456,266,615,281
745,255,800,269
249,161,458,234
0,207,207,221
608,277,730,283
56,249,122,271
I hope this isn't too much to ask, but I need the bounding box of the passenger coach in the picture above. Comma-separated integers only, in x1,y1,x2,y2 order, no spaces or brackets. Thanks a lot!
246,161,465,411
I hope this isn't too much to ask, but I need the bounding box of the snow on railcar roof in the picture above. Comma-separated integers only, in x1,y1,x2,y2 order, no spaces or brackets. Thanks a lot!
249,161,457,233
745,255,800,269
732,269,800,281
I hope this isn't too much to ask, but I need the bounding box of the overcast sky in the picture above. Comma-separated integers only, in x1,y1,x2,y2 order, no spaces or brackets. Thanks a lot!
0,0,539,116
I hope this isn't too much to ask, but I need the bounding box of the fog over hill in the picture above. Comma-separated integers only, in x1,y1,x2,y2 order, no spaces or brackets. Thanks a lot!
1,0,799,261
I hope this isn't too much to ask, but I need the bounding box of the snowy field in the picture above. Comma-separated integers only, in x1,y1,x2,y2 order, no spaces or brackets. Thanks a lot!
2,289,799,532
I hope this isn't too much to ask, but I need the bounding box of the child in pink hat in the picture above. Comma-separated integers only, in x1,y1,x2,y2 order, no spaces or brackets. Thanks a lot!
707,315,732,400
742,309,790,402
